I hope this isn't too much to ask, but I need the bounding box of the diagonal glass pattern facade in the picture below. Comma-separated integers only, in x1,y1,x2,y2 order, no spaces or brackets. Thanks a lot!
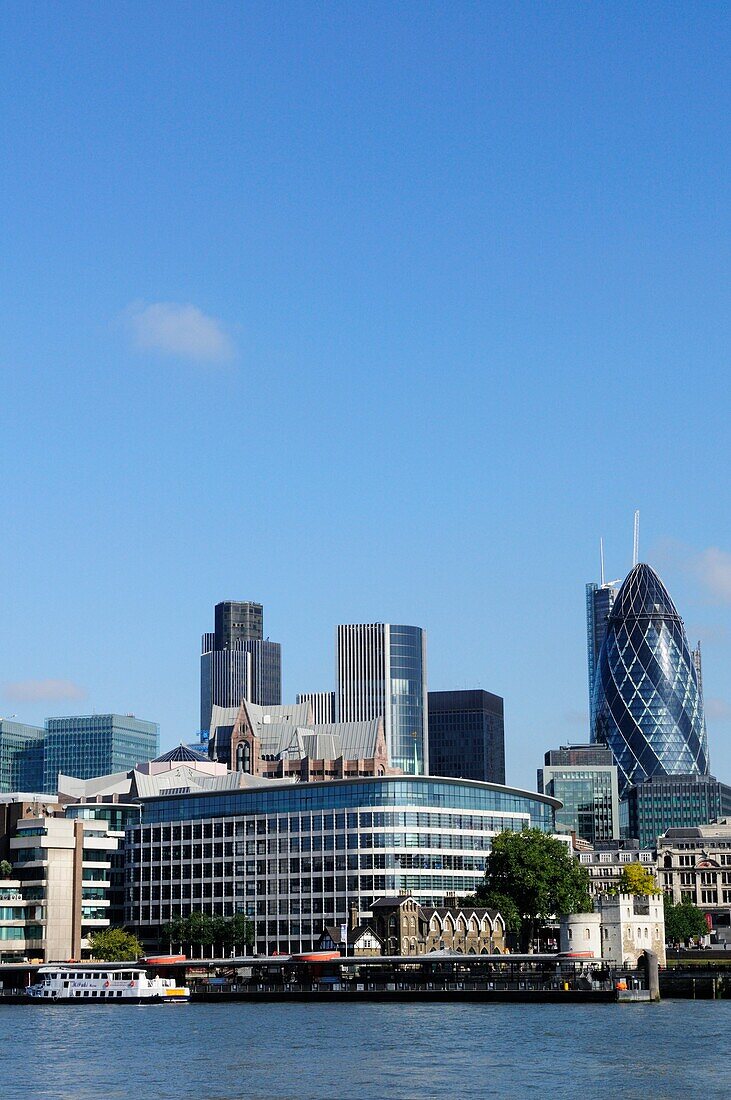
593,563,708,797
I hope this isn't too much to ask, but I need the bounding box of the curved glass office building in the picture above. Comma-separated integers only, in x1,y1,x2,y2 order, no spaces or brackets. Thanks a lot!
593,563,708,796
126,775,559,955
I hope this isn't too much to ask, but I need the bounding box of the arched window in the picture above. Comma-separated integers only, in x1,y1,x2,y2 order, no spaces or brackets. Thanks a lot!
568,928,573,940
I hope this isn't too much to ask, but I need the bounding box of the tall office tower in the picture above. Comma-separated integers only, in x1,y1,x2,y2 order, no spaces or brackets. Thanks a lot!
296,692,336,724
427,690,505,784
593,563,708,798
537,744,620,844
42,714,159,794
586,544,619,738
335,623,428,774
0,719,45,793
200,600,281,732
214,600,263,645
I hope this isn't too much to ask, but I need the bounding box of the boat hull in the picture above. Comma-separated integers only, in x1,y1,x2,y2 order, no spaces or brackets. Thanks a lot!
16,994,189,1005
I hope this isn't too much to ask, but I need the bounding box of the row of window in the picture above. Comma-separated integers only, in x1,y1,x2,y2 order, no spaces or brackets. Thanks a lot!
131,850,487,884
135,809,528,843
133,831,496,868
0,925,42,940
139,782,554,826
130,867,482,904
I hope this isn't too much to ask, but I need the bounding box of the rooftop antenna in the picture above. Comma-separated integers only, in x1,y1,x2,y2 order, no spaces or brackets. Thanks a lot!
633,510,640,567
600,537,605,586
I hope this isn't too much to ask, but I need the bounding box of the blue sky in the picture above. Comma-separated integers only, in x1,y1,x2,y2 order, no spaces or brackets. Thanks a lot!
2,3,730,791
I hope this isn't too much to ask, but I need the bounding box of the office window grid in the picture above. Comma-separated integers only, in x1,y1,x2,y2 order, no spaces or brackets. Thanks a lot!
42,715,159,793
125,799,548,955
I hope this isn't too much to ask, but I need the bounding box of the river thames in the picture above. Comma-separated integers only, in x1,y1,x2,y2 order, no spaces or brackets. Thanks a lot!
1,1001,729,1099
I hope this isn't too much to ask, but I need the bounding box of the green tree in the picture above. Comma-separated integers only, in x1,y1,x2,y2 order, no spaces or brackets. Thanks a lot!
663,895,709,945
183,911,214,958
0,860,12,879
617,863,662,895
162,912,255,957
472,829,592,951
462,889,522,935
228,913,255,954
162,915,187,952
210,915,229,955
87,928,142,962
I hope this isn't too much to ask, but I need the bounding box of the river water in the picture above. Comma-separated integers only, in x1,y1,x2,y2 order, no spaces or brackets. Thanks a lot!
1,1000,729,1099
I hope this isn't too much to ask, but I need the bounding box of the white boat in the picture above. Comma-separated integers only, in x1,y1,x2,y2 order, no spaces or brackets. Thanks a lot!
26,964,189,1003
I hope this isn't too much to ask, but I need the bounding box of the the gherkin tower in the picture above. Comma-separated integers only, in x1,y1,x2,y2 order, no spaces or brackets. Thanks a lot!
592,562,708,797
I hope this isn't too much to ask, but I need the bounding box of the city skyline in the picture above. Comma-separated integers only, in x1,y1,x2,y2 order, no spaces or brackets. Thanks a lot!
3,7,731,793
2,536,725,796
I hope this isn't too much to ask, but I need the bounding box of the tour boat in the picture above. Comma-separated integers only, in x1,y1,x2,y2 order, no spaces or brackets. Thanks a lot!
25,964,189,1003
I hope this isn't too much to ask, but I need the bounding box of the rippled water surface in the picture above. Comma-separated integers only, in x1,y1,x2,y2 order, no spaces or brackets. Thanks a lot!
1,1000,730,1099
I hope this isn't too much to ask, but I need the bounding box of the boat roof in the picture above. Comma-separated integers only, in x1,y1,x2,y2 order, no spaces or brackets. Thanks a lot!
38,962,146,970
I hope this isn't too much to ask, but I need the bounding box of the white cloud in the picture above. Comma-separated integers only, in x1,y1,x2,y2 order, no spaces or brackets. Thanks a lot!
3,679,87,704
695,547,731,604
127,301,234,362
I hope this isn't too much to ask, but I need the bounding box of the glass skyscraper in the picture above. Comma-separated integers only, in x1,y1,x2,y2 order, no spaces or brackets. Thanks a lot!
586,581,618,736
336,623,428,774
200,601,282,732
0,719,45,793
592,563,708,798
538,744,620,844
42,714,159,794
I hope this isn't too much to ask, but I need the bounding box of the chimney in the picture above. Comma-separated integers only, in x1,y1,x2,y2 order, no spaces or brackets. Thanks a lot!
350,904,359,931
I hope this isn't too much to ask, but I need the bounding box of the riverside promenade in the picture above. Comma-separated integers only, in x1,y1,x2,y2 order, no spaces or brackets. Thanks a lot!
0,950,662,1004
174,951,658,1003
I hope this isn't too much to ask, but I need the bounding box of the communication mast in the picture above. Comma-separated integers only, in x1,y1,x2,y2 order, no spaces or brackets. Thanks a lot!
633,510,640,567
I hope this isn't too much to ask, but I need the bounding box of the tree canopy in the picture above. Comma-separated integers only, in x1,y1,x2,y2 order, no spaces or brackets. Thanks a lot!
471,829,592,950
0,860,12,879
663,895,709,945
162,912,254,957
617,863,662,895
87,928,142,962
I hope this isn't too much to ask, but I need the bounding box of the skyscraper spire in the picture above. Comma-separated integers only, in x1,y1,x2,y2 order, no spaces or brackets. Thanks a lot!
600,537,605,587
632,510,640,567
